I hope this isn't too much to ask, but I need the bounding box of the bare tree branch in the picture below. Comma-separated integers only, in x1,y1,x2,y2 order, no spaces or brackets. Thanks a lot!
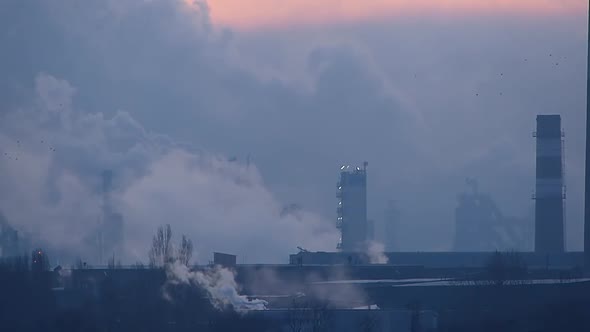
177,235,193,266
149,224,173,268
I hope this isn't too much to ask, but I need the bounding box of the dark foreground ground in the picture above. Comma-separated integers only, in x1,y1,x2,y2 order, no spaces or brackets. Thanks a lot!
1,261,590,331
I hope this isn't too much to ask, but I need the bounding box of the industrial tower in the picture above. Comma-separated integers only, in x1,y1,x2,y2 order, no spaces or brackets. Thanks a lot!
534,115,565,253
97,170,124,264
585,0,590,271
336,162,368,252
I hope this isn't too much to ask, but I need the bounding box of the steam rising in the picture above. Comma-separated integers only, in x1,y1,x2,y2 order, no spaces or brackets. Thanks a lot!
0,73,338,263
367,241,388,264
166,261,267,313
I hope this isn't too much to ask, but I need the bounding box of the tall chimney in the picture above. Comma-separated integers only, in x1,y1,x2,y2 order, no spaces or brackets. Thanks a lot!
535,115,565,253
585,0,590,271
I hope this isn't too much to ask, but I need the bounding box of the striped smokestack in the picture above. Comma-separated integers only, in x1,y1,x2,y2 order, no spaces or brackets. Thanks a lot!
535,115,565,253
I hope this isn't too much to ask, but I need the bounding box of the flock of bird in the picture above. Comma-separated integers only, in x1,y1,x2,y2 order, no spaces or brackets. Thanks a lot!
472,53,568,98
2,139,57,161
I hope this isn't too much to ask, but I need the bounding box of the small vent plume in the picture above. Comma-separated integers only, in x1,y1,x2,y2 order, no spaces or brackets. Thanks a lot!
166,261,267,313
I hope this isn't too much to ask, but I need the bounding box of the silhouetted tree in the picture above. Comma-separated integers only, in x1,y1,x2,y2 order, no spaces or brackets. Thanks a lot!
107,253,121,270
288,298,309,332
149,224,173,268
177,235,193,266
287,298,330,332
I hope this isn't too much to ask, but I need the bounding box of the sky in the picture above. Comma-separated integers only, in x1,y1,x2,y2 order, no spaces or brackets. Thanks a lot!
204,0,585,29
0,0,587,264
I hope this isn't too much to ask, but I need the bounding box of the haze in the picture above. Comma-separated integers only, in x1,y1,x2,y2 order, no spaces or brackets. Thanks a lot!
0,0,587,264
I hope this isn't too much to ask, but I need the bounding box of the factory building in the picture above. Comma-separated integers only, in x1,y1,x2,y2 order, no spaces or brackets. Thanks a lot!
289,250,583,269
534,115,565,253
336,163,368,252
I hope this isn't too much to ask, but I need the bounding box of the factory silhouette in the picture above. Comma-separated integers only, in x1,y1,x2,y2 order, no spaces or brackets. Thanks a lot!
1,109,589,331
292,114,581,269
0,114,577,268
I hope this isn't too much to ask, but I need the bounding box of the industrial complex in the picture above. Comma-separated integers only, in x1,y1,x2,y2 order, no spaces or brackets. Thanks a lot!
2,5,590,332
292,113,580,268
2,89,590,332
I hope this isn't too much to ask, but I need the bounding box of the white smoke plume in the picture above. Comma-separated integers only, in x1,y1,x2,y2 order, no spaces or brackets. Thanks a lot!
0,73,338,264
166,261,267,313
367,241,389,264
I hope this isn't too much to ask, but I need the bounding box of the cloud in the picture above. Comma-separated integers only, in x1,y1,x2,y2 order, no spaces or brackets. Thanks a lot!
35,73,76,112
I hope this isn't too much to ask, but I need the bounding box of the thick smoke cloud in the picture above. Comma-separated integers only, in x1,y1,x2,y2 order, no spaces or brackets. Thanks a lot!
0,0,587,258
0,73,337,263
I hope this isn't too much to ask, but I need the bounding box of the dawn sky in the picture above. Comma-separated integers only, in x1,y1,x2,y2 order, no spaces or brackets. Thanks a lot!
203,0,585,29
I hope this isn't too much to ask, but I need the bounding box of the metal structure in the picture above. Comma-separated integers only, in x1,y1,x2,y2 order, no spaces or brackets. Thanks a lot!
585,0,590,271
453,178,531,252
336,162,368,252
213,252,237,267
534,115,565,253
